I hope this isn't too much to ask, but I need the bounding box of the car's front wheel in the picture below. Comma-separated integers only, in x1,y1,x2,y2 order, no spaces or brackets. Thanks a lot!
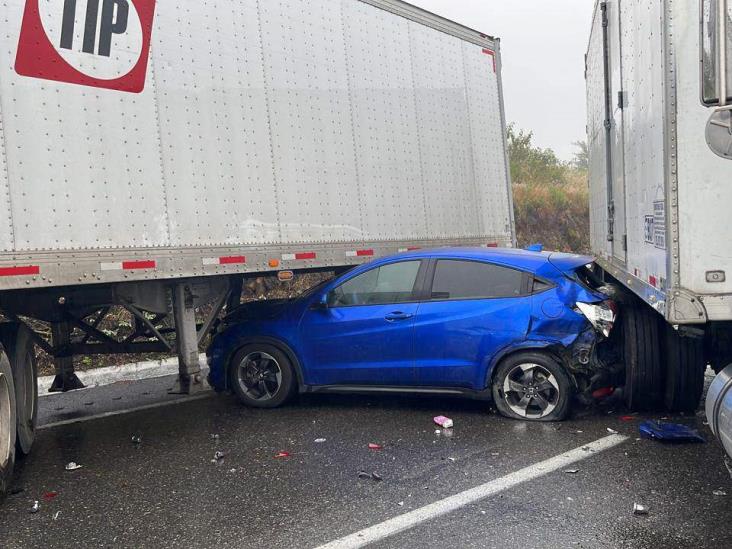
492,352,573,421
229,344,297,408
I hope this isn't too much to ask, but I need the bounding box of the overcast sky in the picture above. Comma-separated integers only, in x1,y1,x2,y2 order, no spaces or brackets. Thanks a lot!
409,0,595,160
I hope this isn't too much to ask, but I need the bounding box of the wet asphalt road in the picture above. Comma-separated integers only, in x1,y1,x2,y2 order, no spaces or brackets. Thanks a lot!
1,376,731,549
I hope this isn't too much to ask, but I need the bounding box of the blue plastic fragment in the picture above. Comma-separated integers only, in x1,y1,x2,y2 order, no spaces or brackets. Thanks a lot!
639,421,705,443
526,243,544,252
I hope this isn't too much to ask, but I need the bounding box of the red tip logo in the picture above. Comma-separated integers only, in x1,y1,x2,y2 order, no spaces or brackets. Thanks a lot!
14,0,156,93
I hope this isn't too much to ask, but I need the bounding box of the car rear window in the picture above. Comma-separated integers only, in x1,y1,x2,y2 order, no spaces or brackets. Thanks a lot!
430,260,524,300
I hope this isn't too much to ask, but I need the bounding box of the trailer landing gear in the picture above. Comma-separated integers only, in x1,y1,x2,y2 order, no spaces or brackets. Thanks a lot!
169,283,206,395
49,321,85,393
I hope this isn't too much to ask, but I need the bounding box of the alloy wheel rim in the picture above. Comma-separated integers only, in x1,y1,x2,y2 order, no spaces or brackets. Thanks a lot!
503,363,560,419
236,352,282,401
0,373,11,467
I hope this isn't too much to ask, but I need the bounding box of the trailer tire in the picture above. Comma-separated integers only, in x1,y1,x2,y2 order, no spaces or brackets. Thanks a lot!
621,304,664,411
662,323,705,413
1,325,38,455
0,348,17,501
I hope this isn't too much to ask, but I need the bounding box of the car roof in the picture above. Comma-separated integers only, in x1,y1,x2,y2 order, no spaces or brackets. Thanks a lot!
382,247,593,274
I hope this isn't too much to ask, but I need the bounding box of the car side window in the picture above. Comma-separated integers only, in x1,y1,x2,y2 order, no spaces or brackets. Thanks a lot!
328,261,422,307
430,260,524,300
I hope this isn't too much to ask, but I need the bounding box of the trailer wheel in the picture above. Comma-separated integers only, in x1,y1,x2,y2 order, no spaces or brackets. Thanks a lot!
621,304,664,411
662,323,705,413
1,325,38,455
0,349,17,501
229,344,297,408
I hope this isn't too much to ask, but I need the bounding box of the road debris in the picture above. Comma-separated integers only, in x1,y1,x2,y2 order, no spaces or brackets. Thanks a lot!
30,501,40,514
358,471,383,482
368,443,383,450
592,387,615,400
65,462,82,471
53,511,61,521
397,501,404,506
211,434,220,440
131,435,142,444
633,503,649,516
314,438,327,443
274,451,290,459
212,451,226,462
607,428,619,435
564,469,579,474
639,421,705,443
43,492,59,502
434,416,454,429
447,457,456,462
713,489,727,496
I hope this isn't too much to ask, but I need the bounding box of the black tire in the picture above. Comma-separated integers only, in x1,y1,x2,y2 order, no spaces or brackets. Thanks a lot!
0,348,17,502
229,344,296,408
1,325,38,455
662,323,705,413
621,304,664,411
491,351,573,422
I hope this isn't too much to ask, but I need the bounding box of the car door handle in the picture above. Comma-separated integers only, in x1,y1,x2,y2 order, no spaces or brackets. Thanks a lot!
385,312,414,322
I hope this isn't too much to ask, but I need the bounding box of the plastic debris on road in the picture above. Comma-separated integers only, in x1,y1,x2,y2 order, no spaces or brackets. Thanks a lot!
65,462,82,471
274,451,290,459
358,471,383,482
633,503,649,515
53,511,61,521
713,489,727,496
639,421,705,443
368,443,383,450
607,428,619,435
314,438,327,443
131,436,142,444
212,451,226,462
564,469,579,474
434,416,454,429
30,501,40,514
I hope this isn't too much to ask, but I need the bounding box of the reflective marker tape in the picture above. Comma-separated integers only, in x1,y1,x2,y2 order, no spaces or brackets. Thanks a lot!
0,265,40,277
482,48,497,72
101,260,156,271
346,250,374,258
398,247,421,253
282,252,317,261
202,256,246,266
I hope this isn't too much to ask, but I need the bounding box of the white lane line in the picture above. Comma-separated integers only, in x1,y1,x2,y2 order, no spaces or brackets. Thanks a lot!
38,393,213,430
316,434,628,549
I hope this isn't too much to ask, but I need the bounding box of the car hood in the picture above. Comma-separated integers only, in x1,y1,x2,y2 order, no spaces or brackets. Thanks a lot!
223,299,294,324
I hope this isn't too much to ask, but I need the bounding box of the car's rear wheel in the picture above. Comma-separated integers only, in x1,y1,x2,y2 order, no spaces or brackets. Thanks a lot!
229,344,296,408
492,352,573,421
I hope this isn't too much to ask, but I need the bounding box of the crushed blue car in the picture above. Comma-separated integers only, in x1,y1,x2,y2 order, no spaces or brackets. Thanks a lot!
207,248,618,421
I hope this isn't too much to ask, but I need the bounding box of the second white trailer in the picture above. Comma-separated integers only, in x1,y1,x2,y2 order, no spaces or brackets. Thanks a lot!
586,0,732,412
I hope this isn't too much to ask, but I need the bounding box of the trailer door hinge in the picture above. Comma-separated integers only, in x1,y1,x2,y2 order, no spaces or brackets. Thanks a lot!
618,91,628,109
601,2,608,26
622,234,628,251
604,119,612,130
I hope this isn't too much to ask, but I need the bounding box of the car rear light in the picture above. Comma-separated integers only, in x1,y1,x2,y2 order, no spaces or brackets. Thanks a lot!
575,300,617,338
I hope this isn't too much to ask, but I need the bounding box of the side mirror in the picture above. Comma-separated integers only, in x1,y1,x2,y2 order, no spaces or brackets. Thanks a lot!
310,294,329,311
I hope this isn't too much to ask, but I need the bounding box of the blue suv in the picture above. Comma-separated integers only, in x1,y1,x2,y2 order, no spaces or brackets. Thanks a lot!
207,248,616,421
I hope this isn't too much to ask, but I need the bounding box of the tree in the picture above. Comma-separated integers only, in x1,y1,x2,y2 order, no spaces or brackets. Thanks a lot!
507,125,591,254
571,140,589,171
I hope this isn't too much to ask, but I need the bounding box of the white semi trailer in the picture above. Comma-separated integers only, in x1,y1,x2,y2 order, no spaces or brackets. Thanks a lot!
586,0,732,412
0,0,514,496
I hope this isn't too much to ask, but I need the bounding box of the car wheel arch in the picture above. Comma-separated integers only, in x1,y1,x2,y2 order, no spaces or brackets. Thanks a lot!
484,342,570,391
224,336,305,392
